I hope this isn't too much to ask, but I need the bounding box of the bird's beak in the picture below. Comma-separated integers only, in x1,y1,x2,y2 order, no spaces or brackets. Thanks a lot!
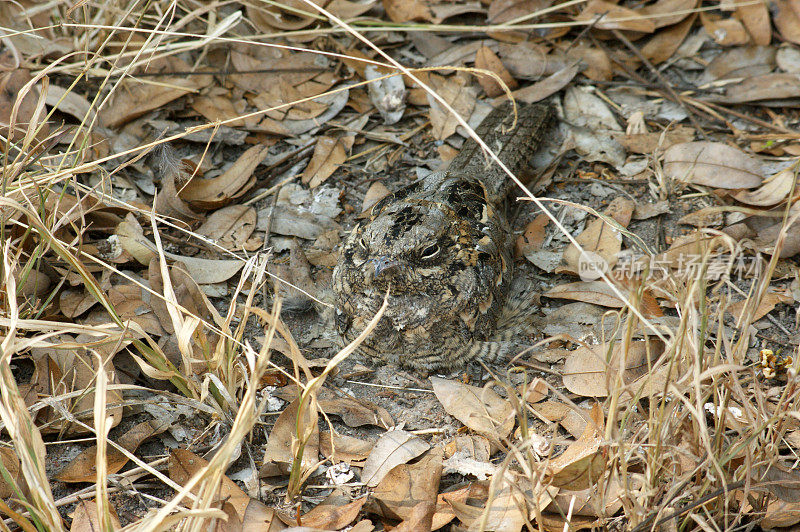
372,257,401,279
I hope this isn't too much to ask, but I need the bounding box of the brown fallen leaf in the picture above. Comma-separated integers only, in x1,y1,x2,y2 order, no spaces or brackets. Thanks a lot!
700,12,749,45
562,338,666,397
98,56,212,128
560,197,635,279
663,141,763,189
733,166,799,207
430,376,515,440
727,292,792,323
0,448,21,499
361,429,430,487
575,0,655,32
241,499,285,532
515,213,549,258
642,13,697,64
274,386,393,428
488,0,550,24
774,0,800,45
371,447,443,524
295,489,366,529
720,73,800,103
169,449,250,523
69,500,121,532
57,419,167,483
639,0,698,28
475,46,518,98
302,136,353,189
737,1,771,44
426,73,477,140
319,431,374,465
180,144,268,210
383,0,433,22
196,205,258,249
262,398,320,477
545,403,606,490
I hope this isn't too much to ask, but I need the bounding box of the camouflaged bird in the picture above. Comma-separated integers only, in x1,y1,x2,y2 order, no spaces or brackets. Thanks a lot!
332,102,555,370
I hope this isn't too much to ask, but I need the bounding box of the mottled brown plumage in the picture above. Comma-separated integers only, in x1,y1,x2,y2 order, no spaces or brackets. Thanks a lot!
332,102,555,370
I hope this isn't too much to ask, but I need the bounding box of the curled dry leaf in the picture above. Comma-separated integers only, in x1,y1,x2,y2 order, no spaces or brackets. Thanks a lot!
545,402,606,490
180,144,268,210
426,73,477,140
733,166,799,207
430,376,514,440
275,385,393,428
544,278,663,317
365,65,407,124
361,429,430,487
663,141,763,189
506,61,581,104
562,338,666,398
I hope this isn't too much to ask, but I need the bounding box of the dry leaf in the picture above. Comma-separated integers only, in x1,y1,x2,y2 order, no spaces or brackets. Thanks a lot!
562,338,666,397
639,0,698,28
372,447,443,524
720,73,800,103
98,56,212,128
545,403,606,490
475,46,518,97
507,62,580,104
383,0,433,22
169,449,250,523
274,386,393,428
774,0,800,45
262,398,320,476
426,73,477,140
298,490,366,529
733,166,799,206
56,419,166,483
319,431,374,464
196,205,258,249
488,0,550,23
663,141,763,188
431,376,514,440
575,0,656,32
302,136,351,188
69,500,121,532
727,292,792,322
642,14,698,64
361,429,430,487
180,144,268,210
560,197,634,278
700,12,749,46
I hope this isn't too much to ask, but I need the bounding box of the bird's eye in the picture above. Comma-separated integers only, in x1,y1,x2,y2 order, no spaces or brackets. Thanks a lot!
420,244,440,259
358,237,367,250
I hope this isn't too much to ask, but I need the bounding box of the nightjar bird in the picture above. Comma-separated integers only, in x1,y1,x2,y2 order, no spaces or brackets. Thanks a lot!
332,102,555,370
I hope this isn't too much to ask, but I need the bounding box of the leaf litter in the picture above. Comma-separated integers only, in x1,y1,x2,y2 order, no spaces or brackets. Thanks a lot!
2,0,800,530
